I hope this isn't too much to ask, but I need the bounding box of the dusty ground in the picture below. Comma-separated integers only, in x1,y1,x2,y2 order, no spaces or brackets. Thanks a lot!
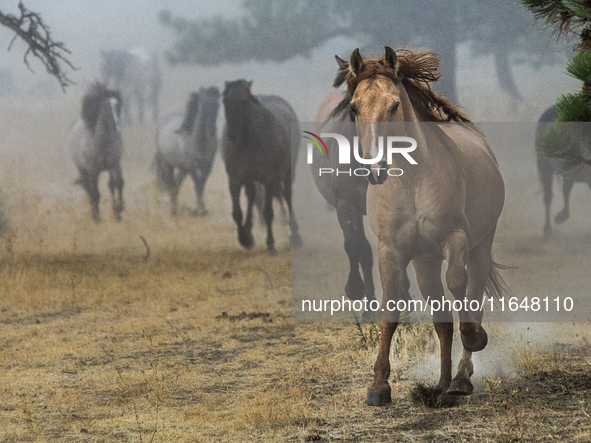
0,74,591,443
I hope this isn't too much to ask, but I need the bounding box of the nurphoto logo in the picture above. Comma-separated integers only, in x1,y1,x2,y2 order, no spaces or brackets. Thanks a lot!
303,127,418,178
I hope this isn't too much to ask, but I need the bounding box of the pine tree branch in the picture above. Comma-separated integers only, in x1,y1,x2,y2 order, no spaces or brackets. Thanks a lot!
0,2,77,91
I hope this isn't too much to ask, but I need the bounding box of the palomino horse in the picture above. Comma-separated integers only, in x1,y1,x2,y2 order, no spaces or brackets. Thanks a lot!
536,105,591,235
310,55,412,320
155,87,220,216
69,83,124,222
101,48,161,124
222,80,302,253
346,47,506,405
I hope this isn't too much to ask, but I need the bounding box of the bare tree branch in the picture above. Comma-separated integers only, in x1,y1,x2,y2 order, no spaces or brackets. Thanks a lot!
0,1,77,91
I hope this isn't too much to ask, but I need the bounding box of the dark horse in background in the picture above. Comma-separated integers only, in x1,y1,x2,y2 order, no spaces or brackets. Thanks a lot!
222,80,302,253
537,105,591,235
69,83,124,222
155,87,220,216
101,48,162,124
311,56,411,319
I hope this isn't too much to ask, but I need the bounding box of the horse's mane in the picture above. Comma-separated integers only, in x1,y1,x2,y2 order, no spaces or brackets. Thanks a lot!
341,48,472,124
81,82,121,133
179,92,200,133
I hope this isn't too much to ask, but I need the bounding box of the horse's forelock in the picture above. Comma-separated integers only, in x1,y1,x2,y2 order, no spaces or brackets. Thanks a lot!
344,48,472,124
82,83,121,132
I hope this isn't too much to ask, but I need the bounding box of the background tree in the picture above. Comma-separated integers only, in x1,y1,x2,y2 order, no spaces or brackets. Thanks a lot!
160,0,550,103
521,0,591,168
0,1,75,90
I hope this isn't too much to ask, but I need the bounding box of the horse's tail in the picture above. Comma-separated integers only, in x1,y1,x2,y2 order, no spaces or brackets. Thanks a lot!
485,256,510,301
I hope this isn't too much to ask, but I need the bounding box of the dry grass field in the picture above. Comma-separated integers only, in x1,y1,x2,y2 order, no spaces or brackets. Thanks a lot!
1,78,591,443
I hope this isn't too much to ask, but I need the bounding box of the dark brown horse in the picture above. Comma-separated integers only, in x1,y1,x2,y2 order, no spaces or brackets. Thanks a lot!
537,105,591,235
222,80,302,253
346,47,506,405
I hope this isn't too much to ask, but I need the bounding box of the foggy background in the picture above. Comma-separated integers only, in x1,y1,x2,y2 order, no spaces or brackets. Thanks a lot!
0,0,581,121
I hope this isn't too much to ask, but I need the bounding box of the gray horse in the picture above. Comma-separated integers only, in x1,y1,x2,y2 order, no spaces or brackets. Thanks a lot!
101,48,161,124
69,83,124,222
155,87,220,216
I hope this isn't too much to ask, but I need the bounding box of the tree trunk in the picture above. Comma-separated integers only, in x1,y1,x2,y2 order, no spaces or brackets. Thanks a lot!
429,14,458,103
495,50,522,100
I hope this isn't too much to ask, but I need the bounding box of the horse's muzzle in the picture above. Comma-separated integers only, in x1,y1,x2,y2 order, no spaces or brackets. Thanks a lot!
367,159,388,185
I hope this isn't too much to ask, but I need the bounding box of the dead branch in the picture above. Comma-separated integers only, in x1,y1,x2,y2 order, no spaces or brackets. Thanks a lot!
0,1,77,91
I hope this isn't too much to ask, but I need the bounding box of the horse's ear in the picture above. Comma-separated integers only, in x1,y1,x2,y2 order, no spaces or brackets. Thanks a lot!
383,46,399,73
248,80,253,88
349,48,363,76
335,55,348,71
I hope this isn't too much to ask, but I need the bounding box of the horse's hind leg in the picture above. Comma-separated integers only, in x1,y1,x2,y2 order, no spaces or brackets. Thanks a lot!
538,156,553,235
413,260,453,393
79,169,100,223
108,165,124,222
555,176,575,225
336,200,368,301
262,183,276,254
281,176,302,249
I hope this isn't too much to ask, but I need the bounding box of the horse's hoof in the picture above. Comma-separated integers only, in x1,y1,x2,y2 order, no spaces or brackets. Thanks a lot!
361,310,377,323
238,232,254,249
543,225,552,237
192,207,208,217
554,211,569,225
447,377,473,396
366,385,391,406
345,276,365,301
461,326,488,352
291,234,303,249
267,248,277,256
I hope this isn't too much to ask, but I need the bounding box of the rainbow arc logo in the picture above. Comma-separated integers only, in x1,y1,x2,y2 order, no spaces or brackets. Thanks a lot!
302,131,328,155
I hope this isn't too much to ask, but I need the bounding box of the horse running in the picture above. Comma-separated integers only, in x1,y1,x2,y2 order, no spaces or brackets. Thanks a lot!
222,80,302,253
101,48,161,124
536,105,591,235
311,55,411,320
69,83,124,222
346,47,506,405
155,87,220,216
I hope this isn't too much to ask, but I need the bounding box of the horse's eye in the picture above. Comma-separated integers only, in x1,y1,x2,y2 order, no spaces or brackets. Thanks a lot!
389,100,400,115
350,104,358,115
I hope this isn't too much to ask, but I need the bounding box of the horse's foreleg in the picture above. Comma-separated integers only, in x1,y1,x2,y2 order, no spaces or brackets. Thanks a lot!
108,166,124,222
262,183,276,254
190,169,207,216
413,259,453,393
282,176,302,249
244,182,256,234
336,200,366,302
442,229,488,353
366,244,407,406
230,179,252,249
447,225,497,394
555,176,574,225
80,169,100,223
